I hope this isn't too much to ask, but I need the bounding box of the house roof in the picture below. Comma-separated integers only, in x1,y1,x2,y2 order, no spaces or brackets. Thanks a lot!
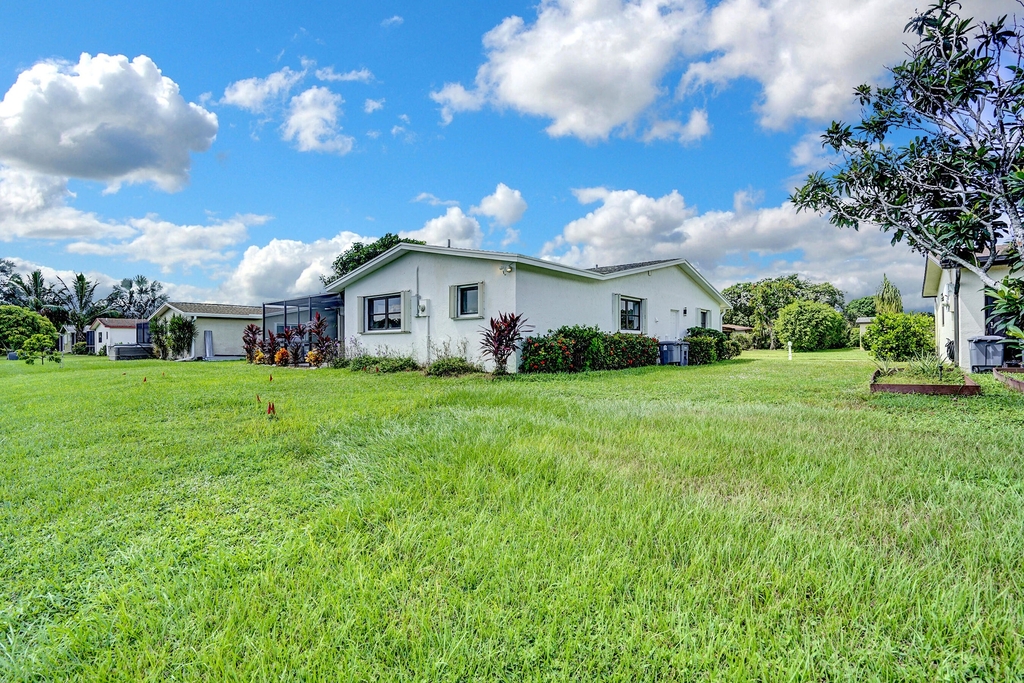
150,301,263,321
587,259,676,274
91,317,146,330
323,243,731,307
922,246,1017,297
722,323,753,333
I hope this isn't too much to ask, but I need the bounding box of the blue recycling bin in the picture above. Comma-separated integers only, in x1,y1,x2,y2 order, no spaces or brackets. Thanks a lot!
7,351,19,361
658,340,689,366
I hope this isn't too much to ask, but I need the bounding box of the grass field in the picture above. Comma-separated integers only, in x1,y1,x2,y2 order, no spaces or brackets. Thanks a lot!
1,350,1023,680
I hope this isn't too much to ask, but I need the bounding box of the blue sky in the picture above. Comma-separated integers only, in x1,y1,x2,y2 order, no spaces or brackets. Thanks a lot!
1,0,1017,306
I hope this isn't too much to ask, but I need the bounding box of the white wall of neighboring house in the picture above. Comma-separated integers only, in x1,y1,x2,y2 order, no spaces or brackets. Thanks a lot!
93,324,139,358
150,310,257,359
927,261,1011,370
338,247,727,371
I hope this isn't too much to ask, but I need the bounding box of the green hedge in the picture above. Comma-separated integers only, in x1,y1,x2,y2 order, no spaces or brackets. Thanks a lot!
686,326,740,360
863,313,934,361
520,325,658,373
687,336,718,365
349,355,420,373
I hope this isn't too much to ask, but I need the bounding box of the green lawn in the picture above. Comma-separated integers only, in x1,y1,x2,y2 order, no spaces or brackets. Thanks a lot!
1,350,1023,680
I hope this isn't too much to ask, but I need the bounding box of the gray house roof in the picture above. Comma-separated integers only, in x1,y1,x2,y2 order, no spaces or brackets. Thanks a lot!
150,302,263,321
586,259,676,274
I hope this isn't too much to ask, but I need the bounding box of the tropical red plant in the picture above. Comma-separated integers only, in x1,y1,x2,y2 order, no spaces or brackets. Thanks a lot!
480,312,532,375
282,323,307,367
242,324,261,363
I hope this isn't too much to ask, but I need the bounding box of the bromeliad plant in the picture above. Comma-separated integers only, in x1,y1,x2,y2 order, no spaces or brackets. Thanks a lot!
480,312,532,375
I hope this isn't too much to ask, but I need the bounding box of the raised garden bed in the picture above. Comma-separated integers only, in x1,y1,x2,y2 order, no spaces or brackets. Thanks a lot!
993,367,1024,394
870,369,981,396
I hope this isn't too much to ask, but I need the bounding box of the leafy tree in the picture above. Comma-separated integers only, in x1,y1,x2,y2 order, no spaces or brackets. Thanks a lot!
845,296,877,322
791,0,1024,289
18,333,57,364
0,305,59,352
167,314,197,359
149,317,170,360
108,275,169,319
724,275,845,337
776,301,848,351
874,274,904,315
0,259,15,304
55,274,115,341
6,270,66,328
320,233,426,286
722,282,756,326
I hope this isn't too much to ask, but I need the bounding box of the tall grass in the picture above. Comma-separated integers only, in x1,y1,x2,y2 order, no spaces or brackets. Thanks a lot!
0,350,1022,680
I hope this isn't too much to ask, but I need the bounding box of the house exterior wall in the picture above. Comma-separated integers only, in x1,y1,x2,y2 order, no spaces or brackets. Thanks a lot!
515,263,722,340
342,250,725,371
930,264,1010,369
95,325,140,358
343,251,517,368
150,311,256,359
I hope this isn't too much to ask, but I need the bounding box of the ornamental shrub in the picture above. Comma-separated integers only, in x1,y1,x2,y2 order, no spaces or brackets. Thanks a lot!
519,328,657,373
863,313,934,361
426,356,481,377
18,333,57,364
686,326,739,359
686,336,718,365
775,300,847,351
349,354,419,373
72,341,88,355
731,332,754,350
274,348,290,366
0,305,58,353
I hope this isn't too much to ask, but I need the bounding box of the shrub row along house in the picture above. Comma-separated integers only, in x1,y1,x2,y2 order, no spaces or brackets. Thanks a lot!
322,243,730,372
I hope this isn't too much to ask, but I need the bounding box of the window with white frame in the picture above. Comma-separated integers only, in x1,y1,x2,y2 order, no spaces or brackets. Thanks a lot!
458,284,478,316
700,309,710,328
620,297,642,332
367,294,402,331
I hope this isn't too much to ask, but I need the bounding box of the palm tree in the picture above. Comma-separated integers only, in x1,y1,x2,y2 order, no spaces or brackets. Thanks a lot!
108,275,169,319
7,269,68,327
56,273,116,341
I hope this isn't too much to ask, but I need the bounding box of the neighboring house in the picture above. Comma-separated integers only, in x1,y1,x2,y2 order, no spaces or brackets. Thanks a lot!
149,302,262,360
922,250,1015,370
89,318,148,358
56,325,76,353
855,317,874,350
323,244,730,372
722,324,753,336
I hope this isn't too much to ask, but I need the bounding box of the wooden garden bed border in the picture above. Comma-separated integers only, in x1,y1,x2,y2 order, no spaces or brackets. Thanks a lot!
870,369,981,396
993,367,1024,394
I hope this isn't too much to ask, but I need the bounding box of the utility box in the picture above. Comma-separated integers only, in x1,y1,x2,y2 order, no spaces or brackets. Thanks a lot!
659,340,689,366
967,335,1005,372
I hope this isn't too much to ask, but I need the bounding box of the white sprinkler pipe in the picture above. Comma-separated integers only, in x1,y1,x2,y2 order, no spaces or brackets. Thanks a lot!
788,341,792,361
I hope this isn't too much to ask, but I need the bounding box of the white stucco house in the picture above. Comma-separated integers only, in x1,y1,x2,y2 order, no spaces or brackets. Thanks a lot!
149,302,262,360
89,318,147,358
324,244,730,372
922,251,1015,370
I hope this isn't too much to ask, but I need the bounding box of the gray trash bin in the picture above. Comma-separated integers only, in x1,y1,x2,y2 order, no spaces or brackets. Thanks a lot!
967,335,1005,372
658,340,689,366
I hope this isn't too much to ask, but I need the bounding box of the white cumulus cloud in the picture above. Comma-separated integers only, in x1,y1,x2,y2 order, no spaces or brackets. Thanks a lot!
315,67,374,83
0,53,217,192
221,66,305,113
66,214,269,273
413,192,459,207
364,98,385,114
281,87,354,154
381,15,404,27
541,186,928,304
471,183,527,226
400,207,483,249
219,230,371,302
429,0,701,140
643,109,710,144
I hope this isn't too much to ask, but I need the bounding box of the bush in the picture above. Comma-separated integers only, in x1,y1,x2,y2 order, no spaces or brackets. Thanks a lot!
519,328,658,373
349,355,419,373
149,318,169,359
72,341,88,355
723,339,742,359
167,314,197,359
863,313,934,361
329,356,350,369
0,305,58,353
847,325,863,349
731,332,754,350
274,348,290,366
686,326,739,359
687,336,718,365
18,333,57,364
426,356,482,377
775,301,847,351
